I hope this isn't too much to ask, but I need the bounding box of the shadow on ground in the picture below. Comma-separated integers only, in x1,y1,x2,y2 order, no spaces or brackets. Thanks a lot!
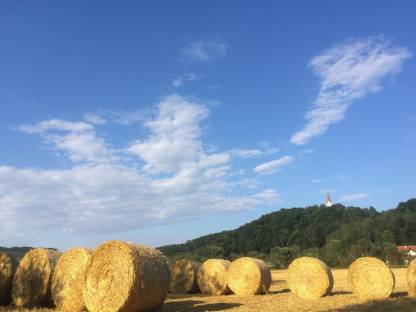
330,295,416,312
162,300,241,312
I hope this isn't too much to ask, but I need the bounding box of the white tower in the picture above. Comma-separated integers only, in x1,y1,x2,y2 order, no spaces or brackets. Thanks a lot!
326,193,333,207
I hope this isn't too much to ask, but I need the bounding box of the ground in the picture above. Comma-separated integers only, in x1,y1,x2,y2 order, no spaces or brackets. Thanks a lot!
1,268,415,312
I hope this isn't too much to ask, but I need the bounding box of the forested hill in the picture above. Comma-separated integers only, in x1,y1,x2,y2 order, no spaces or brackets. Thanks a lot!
158,198,416,267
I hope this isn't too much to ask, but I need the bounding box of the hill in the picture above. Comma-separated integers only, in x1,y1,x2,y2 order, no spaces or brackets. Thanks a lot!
159,198,416,268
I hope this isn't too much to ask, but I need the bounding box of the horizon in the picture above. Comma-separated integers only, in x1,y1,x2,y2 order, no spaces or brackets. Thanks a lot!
2,197,415,250
1,1,415,249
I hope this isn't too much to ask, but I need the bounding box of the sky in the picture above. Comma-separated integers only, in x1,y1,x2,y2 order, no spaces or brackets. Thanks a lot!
1,1,415,250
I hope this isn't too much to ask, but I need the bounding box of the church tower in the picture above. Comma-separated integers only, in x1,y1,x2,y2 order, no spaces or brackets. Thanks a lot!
325,192,333,207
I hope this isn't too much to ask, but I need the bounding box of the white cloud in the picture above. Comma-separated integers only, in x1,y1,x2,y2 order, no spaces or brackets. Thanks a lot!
230,148,263,158
1,95,280,237
229,146,279,159
340,193,369,202
291,37,412,145
19,119,113,163
181,39,227,62
172,73,201,88
312,179,323,183
84,112,107,125
254,155,294,175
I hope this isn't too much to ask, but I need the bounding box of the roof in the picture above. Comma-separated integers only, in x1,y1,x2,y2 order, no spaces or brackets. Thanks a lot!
397,245,416,252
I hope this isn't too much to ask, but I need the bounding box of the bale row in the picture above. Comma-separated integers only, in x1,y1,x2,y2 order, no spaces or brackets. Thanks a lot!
286,256,397,300
169,257,271,296
0,241,170,312
4,245,416,309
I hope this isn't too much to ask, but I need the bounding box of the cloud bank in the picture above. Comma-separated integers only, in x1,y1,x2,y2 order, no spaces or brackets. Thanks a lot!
0,95,279,237
291,37,412,145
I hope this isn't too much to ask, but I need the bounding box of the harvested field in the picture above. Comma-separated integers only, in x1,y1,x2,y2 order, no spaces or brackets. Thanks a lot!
1,268,415,311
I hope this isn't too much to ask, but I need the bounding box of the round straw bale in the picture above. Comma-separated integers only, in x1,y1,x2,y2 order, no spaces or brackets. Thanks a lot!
227,257,271,295
0,252,17,305
197,259,231,295
288,257,333,299
51,247,91,312
169,259,200,293
407,258,416,296
12,248,60,308
348,257,394,299
83,240,169,312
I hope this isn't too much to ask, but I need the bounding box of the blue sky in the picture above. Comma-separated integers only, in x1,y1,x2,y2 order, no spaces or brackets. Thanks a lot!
1,1,415,249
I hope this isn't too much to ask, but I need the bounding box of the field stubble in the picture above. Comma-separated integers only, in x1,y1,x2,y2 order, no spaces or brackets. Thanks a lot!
1,268,416,311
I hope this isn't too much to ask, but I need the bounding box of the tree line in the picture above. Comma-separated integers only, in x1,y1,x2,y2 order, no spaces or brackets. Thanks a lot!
158,198,416,268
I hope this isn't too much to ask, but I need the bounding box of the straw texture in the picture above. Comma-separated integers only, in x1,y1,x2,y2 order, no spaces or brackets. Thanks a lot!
197,259,231,295
12,248,60,308
348,257,394,299
169,259,200,294
51,247,91,311
407,258,416,296
83,240,169,312
288,257,333,299
227,257,271,295
0,252,17,305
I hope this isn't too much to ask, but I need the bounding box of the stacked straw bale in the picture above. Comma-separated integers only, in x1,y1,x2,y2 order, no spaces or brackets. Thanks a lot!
12,248,60,308
51,247,91,312
407,258,416,296
227,257,271,295
169,259,200,293
288,257,333,299
348,257,394,299
83,240,170,312
197,259,230,295
0,252,17,305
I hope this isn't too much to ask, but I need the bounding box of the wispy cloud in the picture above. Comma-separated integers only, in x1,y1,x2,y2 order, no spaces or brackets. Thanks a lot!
229,147,279,159
312,178,324,183
172,73,201,88
254,155,294,175
84,112,107,125
84,110,143,125
3,95,280,237
340,193,369,202
291,37,412,145
181,39,228,62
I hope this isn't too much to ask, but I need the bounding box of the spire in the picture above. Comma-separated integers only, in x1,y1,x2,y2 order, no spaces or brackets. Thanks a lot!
326,192,333,207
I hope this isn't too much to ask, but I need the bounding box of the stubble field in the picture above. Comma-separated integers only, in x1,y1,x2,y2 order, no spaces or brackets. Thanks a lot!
1,268,415,312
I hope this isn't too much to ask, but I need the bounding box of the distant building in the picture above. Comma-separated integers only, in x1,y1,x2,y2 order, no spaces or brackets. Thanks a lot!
326,193,333,207
397,245,416,257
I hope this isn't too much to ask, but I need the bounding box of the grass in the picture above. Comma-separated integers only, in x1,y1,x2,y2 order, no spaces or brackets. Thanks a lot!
1,268,416,311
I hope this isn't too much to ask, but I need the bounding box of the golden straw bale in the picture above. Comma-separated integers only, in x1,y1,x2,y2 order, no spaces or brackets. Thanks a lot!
0,252,17,305
169,259,200,293
83,240,169,312
348,257,394,299
288,257,333,299
227,257,271,295
12,248,60,308
197,259,231,295
407,258,416,296
51,247,91,312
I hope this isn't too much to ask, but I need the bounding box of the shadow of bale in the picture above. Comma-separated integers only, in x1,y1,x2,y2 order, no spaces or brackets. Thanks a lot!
330,296,416,312
162,300,242,311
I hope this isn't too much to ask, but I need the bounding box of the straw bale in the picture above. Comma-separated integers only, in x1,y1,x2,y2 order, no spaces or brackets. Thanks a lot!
288,257,333,299
407,258,416,296
348,257,394,299
169,259,200,293
83,240,169,312
12,248,60,308
51,247,91,311
227,257,271,295
0,252,17,305
197,259,230,295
